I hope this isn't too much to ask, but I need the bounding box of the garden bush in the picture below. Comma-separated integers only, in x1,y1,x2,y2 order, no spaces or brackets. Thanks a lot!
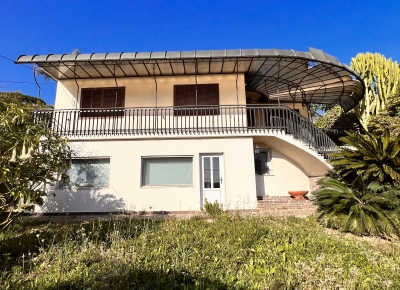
329,130,400,185
202,199,224,218
313,177,400,238
312,129,400,238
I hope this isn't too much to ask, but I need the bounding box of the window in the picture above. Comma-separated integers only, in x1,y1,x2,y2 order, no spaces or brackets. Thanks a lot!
254,150,271,175
174,84,219,115
142,157,193,186
80,87,125,117
65,158,110,187
203,156,221,189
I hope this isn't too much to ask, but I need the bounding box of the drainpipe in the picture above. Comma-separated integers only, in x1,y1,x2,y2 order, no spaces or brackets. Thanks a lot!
152,65,158,132
195,60,198,105
71,53,81,109
277,88,281,107
277,59,281,107
113,65,119,107
236,59,239,106
195,60,198,121
152,64,158,108
73,64,80,110
33,66,41,107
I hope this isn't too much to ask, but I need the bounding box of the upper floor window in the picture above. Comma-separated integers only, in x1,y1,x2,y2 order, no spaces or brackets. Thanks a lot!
81,87,125,109
80,87,125,117
174,84,219,115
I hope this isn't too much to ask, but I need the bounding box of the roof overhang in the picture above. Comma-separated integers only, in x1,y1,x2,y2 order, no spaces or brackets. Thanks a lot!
15,48,365,112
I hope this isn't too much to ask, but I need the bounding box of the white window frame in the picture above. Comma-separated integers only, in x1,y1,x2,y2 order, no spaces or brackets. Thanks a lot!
141,156,194,187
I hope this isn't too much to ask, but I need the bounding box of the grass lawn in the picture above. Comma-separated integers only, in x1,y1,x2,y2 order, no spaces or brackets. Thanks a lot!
1,214,399,289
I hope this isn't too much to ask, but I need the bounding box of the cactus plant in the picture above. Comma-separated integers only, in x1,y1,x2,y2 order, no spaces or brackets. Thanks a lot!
350,53,400,131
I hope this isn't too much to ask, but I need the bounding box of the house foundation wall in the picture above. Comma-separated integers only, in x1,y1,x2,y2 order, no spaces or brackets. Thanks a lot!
38,137,258,213
257,196,317,217
309,176,323,193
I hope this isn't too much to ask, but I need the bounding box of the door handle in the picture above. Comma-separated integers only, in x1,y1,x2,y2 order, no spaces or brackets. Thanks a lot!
220,177,223,184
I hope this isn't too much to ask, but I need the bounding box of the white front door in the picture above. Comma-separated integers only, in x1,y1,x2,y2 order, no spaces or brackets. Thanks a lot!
201,155,224,207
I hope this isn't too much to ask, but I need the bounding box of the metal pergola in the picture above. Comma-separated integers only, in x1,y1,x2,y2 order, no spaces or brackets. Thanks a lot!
15,48,365,112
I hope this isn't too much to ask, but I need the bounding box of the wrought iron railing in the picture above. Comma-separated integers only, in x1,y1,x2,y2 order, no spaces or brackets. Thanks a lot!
34,105,337,159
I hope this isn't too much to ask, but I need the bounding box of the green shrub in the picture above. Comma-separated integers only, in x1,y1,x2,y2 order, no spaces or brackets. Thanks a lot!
329,129,400,185
202,199,224,218
314,105,360,130
367,95,400,137
313,177,400,238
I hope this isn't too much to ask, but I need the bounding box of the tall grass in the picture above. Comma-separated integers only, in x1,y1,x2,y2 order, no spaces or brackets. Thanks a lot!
1,214,400,289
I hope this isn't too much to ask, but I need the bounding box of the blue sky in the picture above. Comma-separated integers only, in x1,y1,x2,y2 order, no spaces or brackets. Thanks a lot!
1,0,399,105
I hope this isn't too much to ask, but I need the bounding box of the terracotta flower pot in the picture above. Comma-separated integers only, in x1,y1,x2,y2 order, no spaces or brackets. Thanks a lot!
288,190,309,200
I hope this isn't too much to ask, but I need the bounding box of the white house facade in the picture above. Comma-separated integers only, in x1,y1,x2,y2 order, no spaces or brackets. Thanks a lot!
16,48,364,214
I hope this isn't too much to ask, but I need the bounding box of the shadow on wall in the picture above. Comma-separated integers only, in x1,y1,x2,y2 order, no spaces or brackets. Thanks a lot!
40,188,126,213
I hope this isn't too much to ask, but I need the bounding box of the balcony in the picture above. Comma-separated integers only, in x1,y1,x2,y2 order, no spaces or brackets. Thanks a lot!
34,105,337,159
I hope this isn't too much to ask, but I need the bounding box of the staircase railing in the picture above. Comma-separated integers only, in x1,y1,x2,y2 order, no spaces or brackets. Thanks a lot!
34,104,337,159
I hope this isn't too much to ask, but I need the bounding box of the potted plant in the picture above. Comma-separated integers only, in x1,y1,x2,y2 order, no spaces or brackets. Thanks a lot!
288,190,308,200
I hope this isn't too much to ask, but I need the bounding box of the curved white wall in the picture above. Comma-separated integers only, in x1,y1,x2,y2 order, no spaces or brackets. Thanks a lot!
256,148,311,197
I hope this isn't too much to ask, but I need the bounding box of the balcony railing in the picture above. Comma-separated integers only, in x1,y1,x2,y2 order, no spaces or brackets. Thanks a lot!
34,105,337,159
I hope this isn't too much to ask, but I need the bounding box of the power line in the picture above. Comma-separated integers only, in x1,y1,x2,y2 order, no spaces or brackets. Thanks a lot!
0,54,34,71
0,54,16,62
0,54,56,86
0,79,55,85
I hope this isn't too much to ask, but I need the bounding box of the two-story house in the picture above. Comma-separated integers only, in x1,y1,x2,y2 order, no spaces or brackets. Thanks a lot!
15,48,364,214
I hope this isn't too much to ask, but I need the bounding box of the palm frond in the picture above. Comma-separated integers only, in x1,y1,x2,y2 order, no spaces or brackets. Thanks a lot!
313,177,400,238
330,130,400,185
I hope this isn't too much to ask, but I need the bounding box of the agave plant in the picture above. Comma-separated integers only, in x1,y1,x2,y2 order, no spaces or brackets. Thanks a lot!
329,130,400,185
313,177,400,237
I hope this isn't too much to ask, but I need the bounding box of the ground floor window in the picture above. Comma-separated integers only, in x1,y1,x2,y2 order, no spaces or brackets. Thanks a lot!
65,158,110,187
142,157,193,186
254,150,271,175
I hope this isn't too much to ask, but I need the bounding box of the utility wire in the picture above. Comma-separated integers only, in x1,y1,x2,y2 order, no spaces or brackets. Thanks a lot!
0,54,34,71
0,80,55,85
0,54,56,85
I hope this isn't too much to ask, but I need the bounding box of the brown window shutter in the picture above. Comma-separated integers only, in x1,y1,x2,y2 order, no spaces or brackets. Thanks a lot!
197,85,208,106
103,89,114,108
174,84,220,115
115,88,124,107
207,84,219,105
81,90,92,109
185,85,196,106
91,89,103,108
174,86,186,106
80,87,125,117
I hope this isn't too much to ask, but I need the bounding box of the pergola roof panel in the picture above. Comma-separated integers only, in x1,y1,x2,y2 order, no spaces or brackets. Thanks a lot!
197,61,210,74
15,48,365,112
209,61,223,74
150,52,166,59
156,62,172,75
170,62,185,74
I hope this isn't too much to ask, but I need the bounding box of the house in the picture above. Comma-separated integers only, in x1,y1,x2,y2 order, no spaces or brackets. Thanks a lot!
15,48,364,214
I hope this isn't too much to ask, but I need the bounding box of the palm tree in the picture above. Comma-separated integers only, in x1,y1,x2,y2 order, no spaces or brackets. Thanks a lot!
329,130,400,185
313,177,400,237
